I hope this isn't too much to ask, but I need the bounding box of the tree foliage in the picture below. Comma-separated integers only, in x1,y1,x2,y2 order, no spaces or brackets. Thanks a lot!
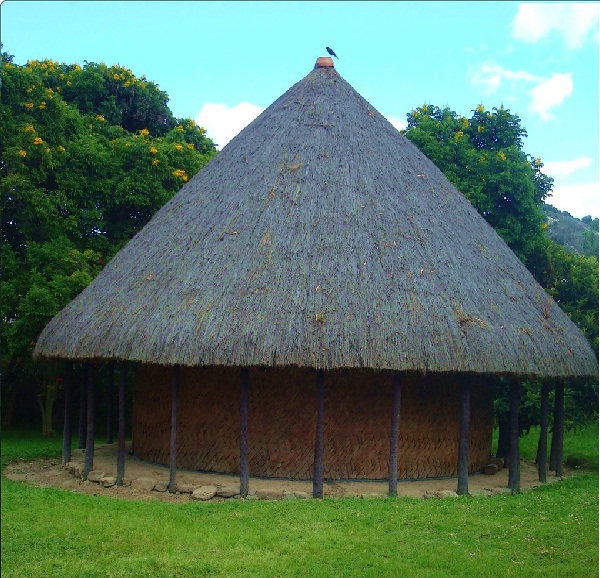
1,52,217,428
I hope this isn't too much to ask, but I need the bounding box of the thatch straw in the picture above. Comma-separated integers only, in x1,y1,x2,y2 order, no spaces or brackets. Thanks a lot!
34,63,598,380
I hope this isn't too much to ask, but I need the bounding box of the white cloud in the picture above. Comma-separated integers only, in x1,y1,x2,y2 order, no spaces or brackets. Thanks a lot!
471,61,542,94
512,3,600,49
386,115,407,132
196,102,263,150
470,63,573,121
528,73,573,121
547,182,600,219
543,157,593,178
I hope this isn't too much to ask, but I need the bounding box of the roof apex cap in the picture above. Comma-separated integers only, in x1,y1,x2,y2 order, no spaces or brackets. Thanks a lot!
315,56,335,68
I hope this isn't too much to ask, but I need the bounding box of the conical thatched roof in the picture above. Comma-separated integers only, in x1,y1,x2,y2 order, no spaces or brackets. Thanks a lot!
34,59,598,380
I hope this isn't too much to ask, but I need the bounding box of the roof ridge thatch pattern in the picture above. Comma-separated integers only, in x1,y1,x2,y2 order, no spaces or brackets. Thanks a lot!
34,64,598,380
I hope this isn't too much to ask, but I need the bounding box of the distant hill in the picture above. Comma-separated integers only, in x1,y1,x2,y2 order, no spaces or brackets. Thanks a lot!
542,204,599,258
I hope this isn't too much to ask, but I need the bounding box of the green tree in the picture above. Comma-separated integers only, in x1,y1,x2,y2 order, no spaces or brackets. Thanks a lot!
1,52,217,430
405,104,552,263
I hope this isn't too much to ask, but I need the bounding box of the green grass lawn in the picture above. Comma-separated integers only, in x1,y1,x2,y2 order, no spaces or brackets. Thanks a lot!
2,425,598,578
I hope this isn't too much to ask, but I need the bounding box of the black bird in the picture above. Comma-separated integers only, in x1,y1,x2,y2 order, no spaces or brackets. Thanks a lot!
326,46,338,59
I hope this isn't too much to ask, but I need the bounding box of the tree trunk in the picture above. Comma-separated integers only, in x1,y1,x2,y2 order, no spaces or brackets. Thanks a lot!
550,382,565,477
37,378,58,437
388,373,402,497
537,382,550,482
507,381,520,494
457,380,471,496
116,363,127,486
168,365,180,493
313,369,325,499
106,361,115,444
83,365,95,480
495,418,510,467
240,367,249,498
62,362,74,465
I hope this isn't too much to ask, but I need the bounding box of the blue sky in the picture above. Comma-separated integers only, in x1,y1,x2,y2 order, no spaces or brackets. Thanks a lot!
2,1,599,218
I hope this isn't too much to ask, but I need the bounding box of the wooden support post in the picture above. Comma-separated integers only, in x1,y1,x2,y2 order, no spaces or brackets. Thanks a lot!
168,365,180,493
106,361,115,444
507,380,520,494
62,361,74,465
537,382,550,483
457,379,471,496
388,373,402,497
116,363,127,486
78,368,86,449
313,369,325,499
83,364,95,480
240,367,249,498
551,381,565,477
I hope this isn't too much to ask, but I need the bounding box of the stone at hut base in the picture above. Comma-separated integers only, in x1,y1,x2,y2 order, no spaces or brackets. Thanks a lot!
216,486,239,498
86,470,104,483
100,476,116,488
131,477,157,492
177,483,196,494
483,463,499,475
153,481,169,493
284,491,311,500
191,485,217,501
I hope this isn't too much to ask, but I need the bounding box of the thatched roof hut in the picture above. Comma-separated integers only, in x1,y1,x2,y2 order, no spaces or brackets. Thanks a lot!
34,57,597,496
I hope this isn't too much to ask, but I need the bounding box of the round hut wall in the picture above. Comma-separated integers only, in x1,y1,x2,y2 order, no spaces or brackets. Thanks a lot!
132,365,493,480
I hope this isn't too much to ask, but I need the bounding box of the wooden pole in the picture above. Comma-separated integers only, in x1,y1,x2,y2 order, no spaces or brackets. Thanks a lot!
507,380,520,494
78,368,86,449
168,365,180,493
313,369,325,499
62,361,73,465
457,379,471,496
106,361,115,444
240,367,249,498
116,362,127,486
537,382,550,483
82,364,95,480
388,373,402,497
552,381,565,478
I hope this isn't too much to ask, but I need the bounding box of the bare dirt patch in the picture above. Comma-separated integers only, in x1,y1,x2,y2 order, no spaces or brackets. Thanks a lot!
4,443,563,503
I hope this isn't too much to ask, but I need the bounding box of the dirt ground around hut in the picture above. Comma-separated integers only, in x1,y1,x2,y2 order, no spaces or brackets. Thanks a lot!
4,443,564,503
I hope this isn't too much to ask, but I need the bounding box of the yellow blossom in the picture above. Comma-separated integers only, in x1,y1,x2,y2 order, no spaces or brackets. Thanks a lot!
187,143,195,150
149,146,158,154
152,158,159,166
497,151,507,161
454,130,464,141
57,145,66,153
33,137,43,145
175,125,184,132
542,222,548,230
96,115,105,122
175,144,183,151
124,81,130,87
173,169,188,181
73,64,82,71
45,147,51,153
25,124,35,133
19,150,27,157
477,125,484,133
26,86,34,93
25,102,34,109
534,158,542,166
39,101,46,109
113,73,120,81
140,128,150,136
476,104,485,112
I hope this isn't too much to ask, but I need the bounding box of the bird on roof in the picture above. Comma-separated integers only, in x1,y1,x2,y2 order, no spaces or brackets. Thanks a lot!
326,47,338,59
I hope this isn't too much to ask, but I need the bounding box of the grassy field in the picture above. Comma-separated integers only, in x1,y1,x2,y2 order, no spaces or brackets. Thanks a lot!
1,425,598,578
